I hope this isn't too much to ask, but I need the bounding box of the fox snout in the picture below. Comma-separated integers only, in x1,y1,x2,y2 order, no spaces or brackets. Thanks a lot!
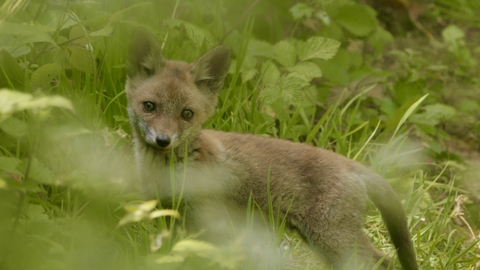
155,135,171,147
144,128,179,150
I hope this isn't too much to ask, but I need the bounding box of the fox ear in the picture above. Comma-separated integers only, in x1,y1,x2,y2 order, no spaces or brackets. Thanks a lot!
127,28,165,78
191,46,232,94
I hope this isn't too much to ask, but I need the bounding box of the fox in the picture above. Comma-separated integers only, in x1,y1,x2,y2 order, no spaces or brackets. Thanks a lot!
125,28,418,270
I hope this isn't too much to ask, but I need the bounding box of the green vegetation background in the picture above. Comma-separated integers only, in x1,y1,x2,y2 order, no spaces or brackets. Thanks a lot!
0,0,479,269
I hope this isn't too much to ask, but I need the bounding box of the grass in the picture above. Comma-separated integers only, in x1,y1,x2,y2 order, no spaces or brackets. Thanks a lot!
1,0,480,269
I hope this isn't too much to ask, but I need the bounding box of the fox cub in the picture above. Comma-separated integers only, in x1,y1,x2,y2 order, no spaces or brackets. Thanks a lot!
125,28,418,270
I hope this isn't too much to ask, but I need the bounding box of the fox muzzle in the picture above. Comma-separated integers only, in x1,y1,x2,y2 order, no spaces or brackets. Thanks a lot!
156,135,171,147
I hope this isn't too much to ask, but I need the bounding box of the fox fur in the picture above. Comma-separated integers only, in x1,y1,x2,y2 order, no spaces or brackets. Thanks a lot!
125,28,418,270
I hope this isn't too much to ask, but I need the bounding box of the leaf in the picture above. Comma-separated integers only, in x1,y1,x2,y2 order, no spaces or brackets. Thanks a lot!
442,24,464,44
261,61,280,85
241,69,257,83
2,45,31,58
31,63,62,87
279,75,309,95
164,19,214,47
171,239,243,269
410,103,457,127
172,239,219,257
0,50,24,89
247,39,274,58
240,55,257,83
297,36,340,61
0,22,56,45
153,254,186,265
0,116,28,137
327,76,385,106
69,47,95,73
458,100,480,113
149,209,181,219
392,94,429,138
289,3,314,20
315,59,349,85
183,24,205,46
119,200,164,226
28,204,49,221
0,178,6,189
273,40,296,67
67,26,96,73
335,4,376,37
137,200,158,212
287,61,322,82
0,156,23,175
37,10,77,31
369,26,394,53
28,158,55,185
260,76,308,105
0,89,74,120
89,24,114,37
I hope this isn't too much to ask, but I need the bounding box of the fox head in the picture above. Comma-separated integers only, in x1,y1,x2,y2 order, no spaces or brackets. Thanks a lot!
125,28,231,153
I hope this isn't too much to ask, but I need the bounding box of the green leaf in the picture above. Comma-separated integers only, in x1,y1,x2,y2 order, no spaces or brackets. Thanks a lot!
89,24,114,37
149,209,181,219
442,24,464,43
151,254,185,268
0,50,24,89
369,26,394,53
335,4,376,37
410,104,457,127
315,59,349,85
273,40,296,67
169,239,243,269
0,116,28,137
0,22,56,45
0,178,6,189
392,94,429,138
67,26,96,73
28,204,49,221
28,158,55,185
69,47,95,73
242,69,257,83
0,89,74,120
247,39,274,58
172,239,219,257
37,10,77,31
297,36,340,61
164,19,214,47
260,86,281,106
458,100,480,113
239,55,257,83
289,3,314,20
31,63,62,87
125,200,158,213
260,61,280,85
260,76,308,105
118,200,179,226
287,61,322,82
1,44,31,58
0,156,23,175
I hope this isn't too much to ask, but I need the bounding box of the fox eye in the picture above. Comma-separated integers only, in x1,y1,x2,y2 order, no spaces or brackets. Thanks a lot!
143,101,156,112
181,109,194,120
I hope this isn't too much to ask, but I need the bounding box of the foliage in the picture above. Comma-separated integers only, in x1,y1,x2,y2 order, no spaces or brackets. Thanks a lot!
0,0,479,269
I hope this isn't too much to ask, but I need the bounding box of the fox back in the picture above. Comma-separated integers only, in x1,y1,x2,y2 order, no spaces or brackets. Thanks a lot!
125,28,418,270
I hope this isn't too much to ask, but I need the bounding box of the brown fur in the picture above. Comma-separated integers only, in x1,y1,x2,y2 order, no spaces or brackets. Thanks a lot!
125,28,418,270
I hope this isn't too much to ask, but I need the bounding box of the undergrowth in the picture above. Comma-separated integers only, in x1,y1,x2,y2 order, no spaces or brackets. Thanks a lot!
0,0,479,269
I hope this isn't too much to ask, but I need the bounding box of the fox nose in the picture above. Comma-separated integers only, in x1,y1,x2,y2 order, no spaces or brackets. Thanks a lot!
155,135,171,147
